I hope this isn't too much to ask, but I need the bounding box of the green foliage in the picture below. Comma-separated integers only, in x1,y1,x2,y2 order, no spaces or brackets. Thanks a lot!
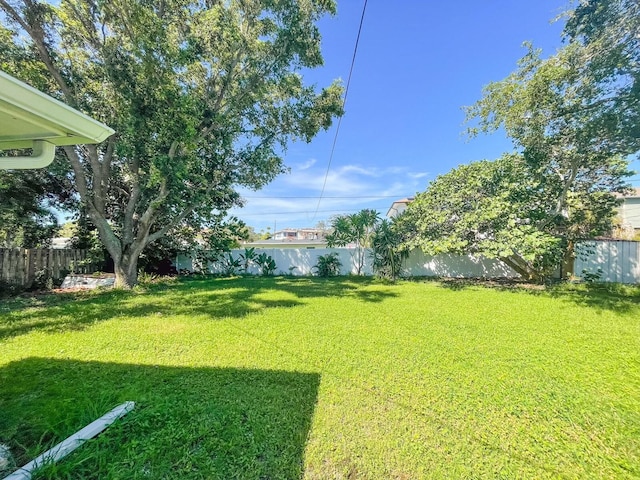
0,0,343,287
563,0,640,154
326,209,380,275
239,247,257,273
401,154,568,282
219,253,242,276
456,0,638,281
313,252,342,277
0,169,58,248
370,218,409,280
255,252,277,276
56,221,77,239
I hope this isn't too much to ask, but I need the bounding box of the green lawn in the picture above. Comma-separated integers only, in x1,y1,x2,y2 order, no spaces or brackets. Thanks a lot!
1,276,639,479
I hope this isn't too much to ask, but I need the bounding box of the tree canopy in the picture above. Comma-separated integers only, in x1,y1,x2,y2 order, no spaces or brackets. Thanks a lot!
402,0,636,281
400,153,626,281
0,159,76,248
0,0,343,286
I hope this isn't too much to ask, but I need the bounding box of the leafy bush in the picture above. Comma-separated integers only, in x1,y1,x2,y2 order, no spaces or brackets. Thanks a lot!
255,253,277,276
239,247,257,273
313,252,342,277
581,268,603,283
220,253,242,276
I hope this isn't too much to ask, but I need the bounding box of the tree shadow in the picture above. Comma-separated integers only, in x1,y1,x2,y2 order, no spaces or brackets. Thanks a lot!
429,277,640,314
546,282,640,313
0,276,399,341
0,357,320,480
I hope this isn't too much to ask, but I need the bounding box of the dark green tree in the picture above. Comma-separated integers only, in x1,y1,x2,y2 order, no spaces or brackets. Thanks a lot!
0,169,57,248
0,0,343,287
458,0,636,278
0,157,76,248
401,153,627,282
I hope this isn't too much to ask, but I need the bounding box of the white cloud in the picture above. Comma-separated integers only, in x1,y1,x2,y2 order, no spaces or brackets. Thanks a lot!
230,162,430,229
408,171,429,179
297,158,317,170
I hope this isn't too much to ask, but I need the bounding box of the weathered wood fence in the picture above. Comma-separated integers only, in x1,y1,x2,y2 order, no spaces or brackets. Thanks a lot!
0,249,95,288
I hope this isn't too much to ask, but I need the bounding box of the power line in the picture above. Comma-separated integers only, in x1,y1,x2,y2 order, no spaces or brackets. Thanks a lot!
312,0,368,220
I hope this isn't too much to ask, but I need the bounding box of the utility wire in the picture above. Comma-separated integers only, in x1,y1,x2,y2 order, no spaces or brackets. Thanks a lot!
312,0,369,220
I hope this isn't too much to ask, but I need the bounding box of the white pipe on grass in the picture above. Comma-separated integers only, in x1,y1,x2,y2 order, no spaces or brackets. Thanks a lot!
3,401,135,480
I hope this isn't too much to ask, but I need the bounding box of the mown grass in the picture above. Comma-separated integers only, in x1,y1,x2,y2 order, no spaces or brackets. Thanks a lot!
0,276,639,479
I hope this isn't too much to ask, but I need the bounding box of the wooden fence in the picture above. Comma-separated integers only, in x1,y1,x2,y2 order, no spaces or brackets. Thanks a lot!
0,249,96,288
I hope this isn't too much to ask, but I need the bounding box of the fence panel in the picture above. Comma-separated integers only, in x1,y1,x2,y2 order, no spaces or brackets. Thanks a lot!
176,248,519,279
0,248,92,288
176,248,372,276
574,240,640,284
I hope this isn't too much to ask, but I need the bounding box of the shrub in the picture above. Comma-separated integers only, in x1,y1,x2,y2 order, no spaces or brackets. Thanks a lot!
239,247,257,273
313,253,342,277
255,253,277,276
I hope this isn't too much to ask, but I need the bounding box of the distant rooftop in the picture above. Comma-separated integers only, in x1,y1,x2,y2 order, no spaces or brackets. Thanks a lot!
386,197,414,218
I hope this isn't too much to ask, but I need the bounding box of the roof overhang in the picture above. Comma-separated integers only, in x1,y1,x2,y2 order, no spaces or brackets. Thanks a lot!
0,70,115,168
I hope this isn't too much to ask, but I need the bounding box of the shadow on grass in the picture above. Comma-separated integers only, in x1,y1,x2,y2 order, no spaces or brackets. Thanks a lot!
0,357,320,480
427,277,640,314
0,276,398,342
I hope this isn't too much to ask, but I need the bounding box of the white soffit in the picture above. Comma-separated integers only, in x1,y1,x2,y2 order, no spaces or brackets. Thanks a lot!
0,70,114,150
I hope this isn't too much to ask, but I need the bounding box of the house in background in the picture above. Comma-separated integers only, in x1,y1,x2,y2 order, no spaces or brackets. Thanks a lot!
244,228,328,249
273,228,324,241
616,187,640,237
386,197,414,218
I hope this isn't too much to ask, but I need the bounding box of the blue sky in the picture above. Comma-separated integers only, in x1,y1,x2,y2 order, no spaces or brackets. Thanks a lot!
229,1,640,233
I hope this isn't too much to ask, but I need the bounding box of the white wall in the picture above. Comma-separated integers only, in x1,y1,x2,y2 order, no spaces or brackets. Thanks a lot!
574,240,640,284
176,248,519,279
176,242,640,284
401,249,519,278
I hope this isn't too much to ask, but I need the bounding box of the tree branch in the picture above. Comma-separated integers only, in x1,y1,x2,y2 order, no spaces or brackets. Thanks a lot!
0,0,76,105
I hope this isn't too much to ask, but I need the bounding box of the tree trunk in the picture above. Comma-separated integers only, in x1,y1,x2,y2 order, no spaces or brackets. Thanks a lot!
499,255,541,283
562,240,575,279
114,253,139,289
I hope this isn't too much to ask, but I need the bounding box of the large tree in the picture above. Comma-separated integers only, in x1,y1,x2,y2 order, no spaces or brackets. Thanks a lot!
400,153,626,281
0,0,343,287
465,0,638,203
448,0,637,278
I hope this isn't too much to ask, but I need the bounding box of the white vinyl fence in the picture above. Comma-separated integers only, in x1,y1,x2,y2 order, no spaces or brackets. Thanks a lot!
402,249,518,278
176,248,520,279
574,240,640,284
175,241,640,284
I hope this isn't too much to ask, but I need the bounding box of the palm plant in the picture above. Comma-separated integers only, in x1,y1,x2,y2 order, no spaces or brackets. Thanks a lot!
239,247,257,273
255,253,277,276
370,218,409,280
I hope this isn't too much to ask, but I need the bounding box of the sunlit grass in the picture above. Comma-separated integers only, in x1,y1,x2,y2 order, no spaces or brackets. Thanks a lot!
1,276,639,479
